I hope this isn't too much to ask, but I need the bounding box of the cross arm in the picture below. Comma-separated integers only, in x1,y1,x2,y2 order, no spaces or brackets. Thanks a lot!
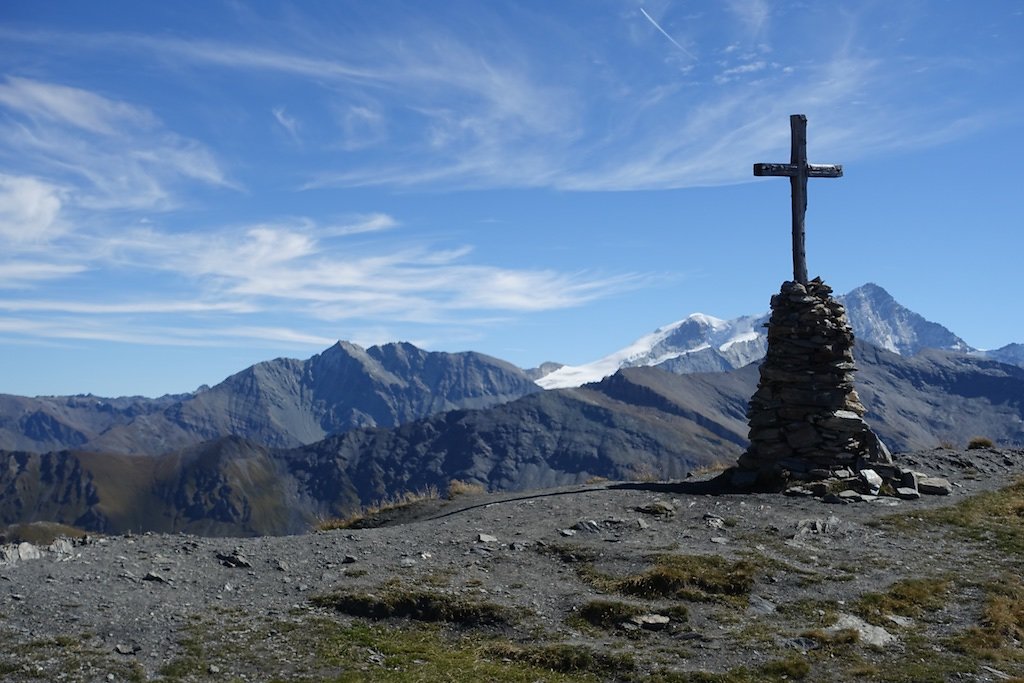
807,164,843,178
753,163,796,177
753,163,843,178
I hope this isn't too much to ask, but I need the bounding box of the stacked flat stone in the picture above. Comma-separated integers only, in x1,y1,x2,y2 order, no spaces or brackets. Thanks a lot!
738,278,890,483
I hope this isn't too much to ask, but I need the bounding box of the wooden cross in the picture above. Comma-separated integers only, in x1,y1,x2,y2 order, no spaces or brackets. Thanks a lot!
754,114,842,285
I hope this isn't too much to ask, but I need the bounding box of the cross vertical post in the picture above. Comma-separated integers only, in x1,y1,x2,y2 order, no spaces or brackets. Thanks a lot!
754,115,842,285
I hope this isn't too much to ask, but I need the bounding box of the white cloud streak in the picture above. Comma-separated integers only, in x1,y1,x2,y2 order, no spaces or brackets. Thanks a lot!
1,7,999,194
272,106,300,140
0,76,234,212
639,8,697,60
0,174,66,243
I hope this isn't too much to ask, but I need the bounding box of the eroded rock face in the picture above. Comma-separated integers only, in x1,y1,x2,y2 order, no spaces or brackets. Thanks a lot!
739,279,890,483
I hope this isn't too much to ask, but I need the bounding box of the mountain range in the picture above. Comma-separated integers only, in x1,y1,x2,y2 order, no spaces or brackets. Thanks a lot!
538,283,1019,388
1,282,1022,536
0,341,538,455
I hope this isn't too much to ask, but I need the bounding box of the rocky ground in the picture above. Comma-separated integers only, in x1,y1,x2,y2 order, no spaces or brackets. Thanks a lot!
2,447,1023,682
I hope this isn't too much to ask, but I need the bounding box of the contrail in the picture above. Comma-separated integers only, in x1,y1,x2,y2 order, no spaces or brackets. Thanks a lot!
640,7,696,60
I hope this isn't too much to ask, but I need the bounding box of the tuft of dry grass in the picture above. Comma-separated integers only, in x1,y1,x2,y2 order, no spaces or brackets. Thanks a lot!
316,485,440,531
949,574,1024,664
967,436,995,450
446,479,485,499
876,476,1024,556
310,587,515,626
855,576,952,625
626,462,661,483
482,642,636,676
584,554,758,605
688,460,734,478
0,521,88,546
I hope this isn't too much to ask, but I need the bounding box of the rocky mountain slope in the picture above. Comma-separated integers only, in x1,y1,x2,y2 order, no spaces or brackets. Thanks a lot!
0,367,751,537
3,342,1022,537
2,447,1022,682
0,341,539,456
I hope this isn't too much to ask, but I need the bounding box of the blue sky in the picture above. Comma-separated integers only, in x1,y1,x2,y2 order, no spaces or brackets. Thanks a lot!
1,1,1021,397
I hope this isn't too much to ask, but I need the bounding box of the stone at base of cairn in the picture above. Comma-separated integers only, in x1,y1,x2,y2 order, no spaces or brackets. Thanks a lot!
734,277,892,493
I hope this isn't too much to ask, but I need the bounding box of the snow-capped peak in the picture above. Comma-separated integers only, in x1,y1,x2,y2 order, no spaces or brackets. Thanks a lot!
536,312,768,389
534,283,1013,391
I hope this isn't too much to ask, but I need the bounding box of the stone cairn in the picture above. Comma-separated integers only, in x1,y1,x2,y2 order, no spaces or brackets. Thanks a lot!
739,277,886,474
731,278,951,500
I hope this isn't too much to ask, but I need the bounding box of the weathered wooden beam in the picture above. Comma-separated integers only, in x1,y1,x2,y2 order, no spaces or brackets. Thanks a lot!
753,114,843,285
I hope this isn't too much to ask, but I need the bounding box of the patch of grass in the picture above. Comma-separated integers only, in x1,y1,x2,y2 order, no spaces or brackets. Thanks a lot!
967,436,995,450
165,615,591,683
159,629,208,678
311,587,516,626
606,554,758,604
571,599,688,631
536,541,600,565
316,485,441,530
688,461,733,478
778,598,841,627
626,462,661,482
574,599,647,629
484,642,635,676
0,521,88,545
876,477,1024,556
799,627,860,650
646,655,811,682
447,479,486,498
3,633,146,683
855,577,952,625
948,574,1024,665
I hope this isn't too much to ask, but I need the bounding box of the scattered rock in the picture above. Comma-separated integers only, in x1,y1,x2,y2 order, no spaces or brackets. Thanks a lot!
747,595,777,616
216,550,253,568
703,514,726,529
895,487,921,500
142,571,169,584
918,477,953,496
477,533,498,543
860,469,883,495
48,538,74,555
635,501,675,517
571,520,602,534
980,664,1013,681
630,614,671,631
830,614,896,648
885,614,915,628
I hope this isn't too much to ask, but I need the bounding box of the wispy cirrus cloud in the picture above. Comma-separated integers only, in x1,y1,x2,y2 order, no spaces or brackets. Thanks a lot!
0,174,66,243
272,106,300,141
0,261,86,287
2,6,1002,195
0,76,234,212
0,210,645,348
0,315,334,348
